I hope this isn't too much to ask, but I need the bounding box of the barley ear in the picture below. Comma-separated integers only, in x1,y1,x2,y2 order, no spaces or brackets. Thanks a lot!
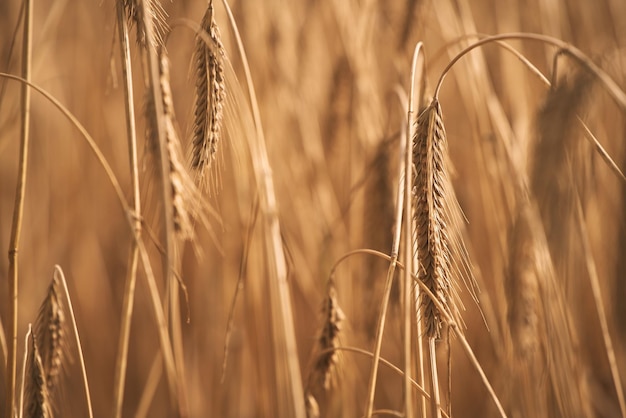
311,279,345,391
191,0,227,191
147,48,217,242
505,203,539,360
23,326,53,418
412,98,457,339
34,268,67,392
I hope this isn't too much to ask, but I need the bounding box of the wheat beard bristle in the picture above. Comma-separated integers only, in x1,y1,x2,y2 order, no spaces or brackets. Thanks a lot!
122,0,168,47
191,1,226,186
413,98,455,339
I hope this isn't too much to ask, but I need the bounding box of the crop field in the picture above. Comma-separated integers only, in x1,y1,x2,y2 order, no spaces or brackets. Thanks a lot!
1,0,626,417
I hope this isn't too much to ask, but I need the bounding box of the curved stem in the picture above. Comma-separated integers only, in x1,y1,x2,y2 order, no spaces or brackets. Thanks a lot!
328,248,508,417
0,72,179,417
426,34,626,183
317,346,452,418
434,32,626,113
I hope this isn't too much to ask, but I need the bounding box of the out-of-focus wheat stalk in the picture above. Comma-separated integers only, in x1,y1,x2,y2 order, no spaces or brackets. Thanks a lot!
219,0,306,416
6,1,32,416
112,1,142,416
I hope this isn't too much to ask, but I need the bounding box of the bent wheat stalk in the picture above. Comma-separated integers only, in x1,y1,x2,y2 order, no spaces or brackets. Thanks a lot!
328,248,506,417
0,72,177,418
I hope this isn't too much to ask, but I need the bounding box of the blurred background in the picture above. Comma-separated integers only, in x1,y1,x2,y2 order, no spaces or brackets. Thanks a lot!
1,0,625,416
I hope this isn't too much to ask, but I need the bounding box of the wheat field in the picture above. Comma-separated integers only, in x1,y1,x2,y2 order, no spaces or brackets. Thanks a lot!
1,0,626,417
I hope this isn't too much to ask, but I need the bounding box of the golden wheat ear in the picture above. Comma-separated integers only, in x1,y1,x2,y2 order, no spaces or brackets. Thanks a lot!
505,202,539,361
190,0,226,192
310,278,345,391
413,98,462,338
33,268,68,393
22,325,53,418
146,47,220,244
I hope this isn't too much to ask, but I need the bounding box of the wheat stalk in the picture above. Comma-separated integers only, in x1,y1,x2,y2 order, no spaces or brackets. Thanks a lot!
6,1,33,416
191,0,226,191
112,1,143,416
219,1,306,415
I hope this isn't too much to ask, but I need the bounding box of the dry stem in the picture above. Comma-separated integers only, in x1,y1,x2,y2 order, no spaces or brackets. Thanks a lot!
6,1,32,416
